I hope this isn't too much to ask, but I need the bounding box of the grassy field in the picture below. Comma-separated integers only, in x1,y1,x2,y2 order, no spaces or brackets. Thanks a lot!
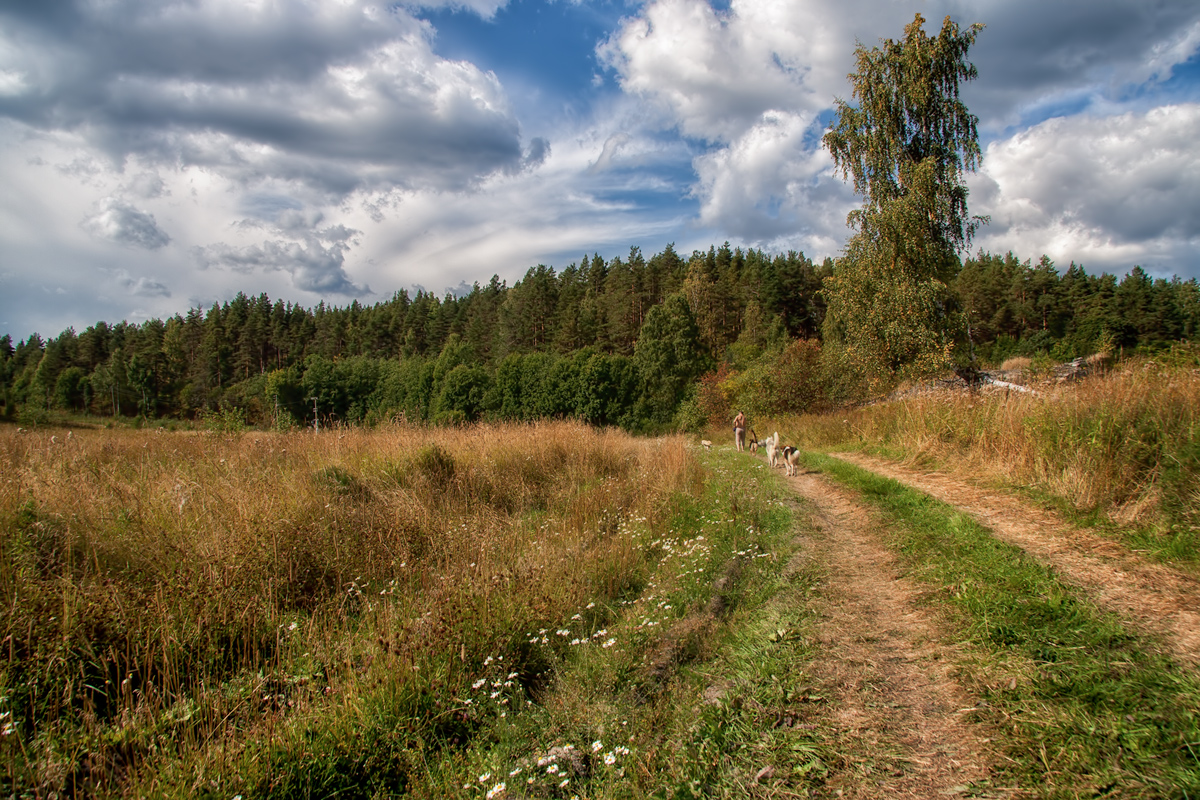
1,421,827,798
6,353,1200,798
775,348,1200,564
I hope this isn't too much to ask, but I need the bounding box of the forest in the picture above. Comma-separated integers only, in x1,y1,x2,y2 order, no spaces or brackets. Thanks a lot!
2,243,1198,432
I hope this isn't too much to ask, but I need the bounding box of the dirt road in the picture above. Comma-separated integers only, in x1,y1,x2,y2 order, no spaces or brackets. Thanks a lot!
833,453,1200,667
786,470,995,798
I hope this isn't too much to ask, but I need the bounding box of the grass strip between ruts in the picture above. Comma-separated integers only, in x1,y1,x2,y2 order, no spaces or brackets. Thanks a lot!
804,451,1200,800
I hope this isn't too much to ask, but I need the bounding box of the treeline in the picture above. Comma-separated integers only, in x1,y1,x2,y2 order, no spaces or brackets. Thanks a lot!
958,254,1200,362
1,243,1197,429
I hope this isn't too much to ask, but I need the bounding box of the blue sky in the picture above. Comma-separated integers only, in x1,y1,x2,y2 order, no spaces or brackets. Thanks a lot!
2,0,1199,340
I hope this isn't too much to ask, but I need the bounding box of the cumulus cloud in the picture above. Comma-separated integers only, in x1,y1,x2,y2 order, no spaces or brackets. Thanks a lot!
599,0,850,144
197,235,369,297
114,269,171,298
957,0,1200,127
972,103,1200,272
600,0,1200,259
0,0,535,198
692,110,854,251
81,197,171,249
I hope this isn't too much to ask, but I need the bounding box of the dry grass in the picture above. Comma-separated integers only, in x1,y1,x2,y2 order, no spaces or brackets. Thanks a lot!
779,353,1200,546
998,356,1031,372
0,421,705,795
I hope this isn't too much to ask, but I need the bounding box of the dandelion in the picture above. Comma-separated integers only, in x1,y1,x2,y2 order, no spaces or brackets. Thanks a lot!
486,782,506,799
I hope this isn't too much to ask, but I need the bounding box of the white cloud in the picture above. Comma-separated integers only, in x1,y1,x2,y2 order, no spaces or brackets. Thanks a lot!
81,197,171,250
598,0,884,144
972,103,1200,273
692,110,854,252
600,0,1200,263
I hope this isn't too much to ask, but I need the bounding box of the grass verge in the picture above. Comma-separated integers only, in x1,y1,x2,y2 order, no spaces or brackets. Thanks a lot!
804,451,1200,799
772,353,1200,567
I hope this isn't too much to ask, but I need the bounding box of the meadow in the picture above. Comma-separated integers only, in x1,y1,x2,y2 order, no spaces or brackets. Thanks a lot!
778,347,1200,564
1,421,813,798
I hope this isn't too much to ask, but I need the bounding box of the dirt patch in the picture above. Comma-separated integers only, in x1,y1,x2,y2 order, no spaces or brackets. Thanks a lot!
787,471,994,798
835,453,1200,668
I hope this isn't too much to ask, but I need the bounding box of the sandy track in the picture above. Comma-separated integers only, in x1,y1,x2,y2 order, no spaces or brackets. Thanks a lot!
788,470,994,798
833,453,1200,667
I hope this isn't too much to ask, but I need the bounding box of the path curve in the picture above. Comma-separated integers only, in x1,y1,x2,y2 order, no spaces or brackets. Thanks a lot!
788,470,993,798
833,453,1200,667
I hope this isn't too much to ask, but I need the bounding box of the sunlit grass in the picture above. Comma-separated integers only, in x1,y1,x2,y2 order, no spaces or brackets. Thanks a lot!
804,451,1200,799
773,350,1200,562
1,422,816,798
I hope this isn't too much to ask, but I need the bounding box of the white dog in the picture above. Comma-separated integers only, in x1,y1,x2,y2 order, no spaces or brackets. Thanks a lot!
765,432,779,468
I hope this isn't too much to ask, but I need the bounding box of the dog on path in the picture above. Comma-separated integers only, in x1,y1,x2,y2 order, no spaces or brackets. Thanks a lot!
780,446,801,476
765,432,779,468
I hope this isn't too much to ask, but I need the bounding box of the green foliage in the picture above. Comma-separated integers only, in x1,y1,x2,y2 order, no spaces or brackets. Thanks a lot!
201,406,247,434
2,236,1198,426
823,13,985,391
633,293,713,425
433,364,491,423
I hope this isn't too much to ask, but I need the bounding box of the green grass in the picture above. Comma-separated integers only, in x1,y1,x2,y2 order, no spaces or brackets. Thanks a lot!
0,426,839,799
806,451,1200,799
398,451,832,800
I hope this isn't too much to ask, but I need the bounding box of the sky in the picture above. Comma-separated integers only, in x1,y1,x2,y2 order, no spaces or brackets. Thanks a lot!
2,0,1199,341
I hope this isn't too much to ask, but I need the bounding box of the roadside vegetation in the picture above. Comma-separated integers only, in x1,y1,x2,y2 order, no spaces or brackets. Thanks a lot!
800,452,1200,797
1,422,829,798
773,346,1200,565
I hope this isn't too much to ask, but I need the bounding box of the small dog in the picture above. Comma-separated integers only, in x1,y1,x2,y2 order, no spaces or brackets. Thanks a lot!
748,428,759,452
700,439,713,450
765,432,778,468
780,446,801,476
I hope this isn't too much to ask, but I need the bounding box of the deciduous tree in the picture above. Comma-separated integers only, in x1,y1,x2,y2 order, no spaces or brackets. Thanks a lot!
822,13,986,388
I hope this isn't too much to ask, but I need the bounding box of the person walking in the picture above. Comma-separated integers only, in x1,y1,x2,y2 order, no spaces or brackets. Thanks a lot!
732,410,747,452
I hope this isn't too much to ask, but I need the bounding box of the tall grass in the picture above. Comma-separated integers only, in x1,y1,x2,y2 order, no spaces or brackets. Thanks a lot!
778,351,1200,558
0,422,706,796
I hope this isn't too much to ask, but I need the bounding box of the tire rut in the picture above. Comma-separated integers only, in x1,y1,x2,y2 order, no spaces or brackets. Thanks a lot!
788,470,994,799
834,452,1200,668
